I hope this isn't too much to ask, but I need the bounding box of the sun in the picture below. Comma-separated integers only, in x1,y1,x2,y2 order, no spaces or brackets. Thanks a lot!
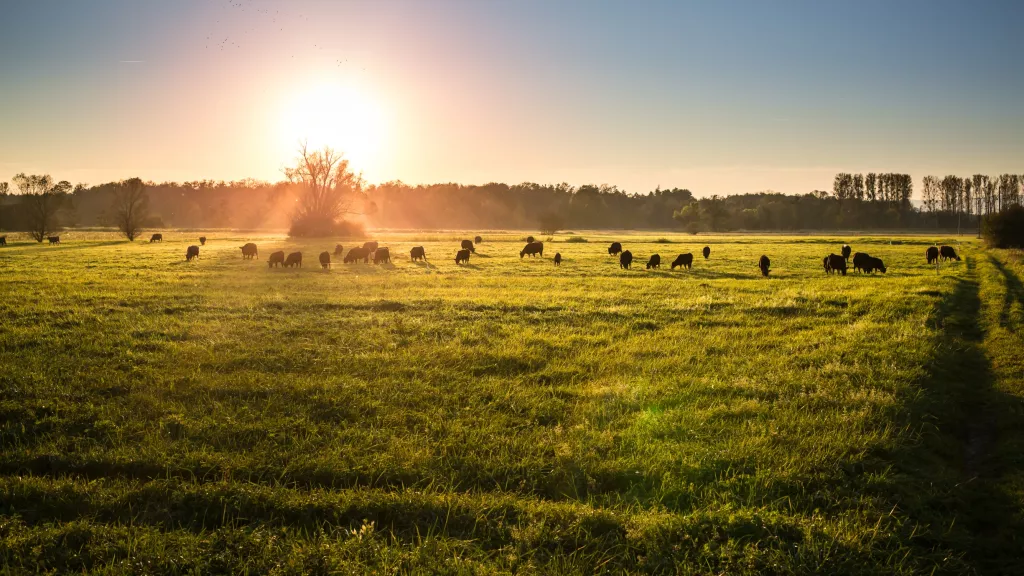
279,81,386,175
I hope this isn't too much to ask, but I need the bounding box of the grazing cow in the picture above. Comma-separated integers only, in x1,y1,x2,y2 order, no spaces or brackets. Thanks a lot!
646,254,661,269
554,252,562,266
608,242,622,256
185,245,200,261
926,246,939,264
940,245,960,262
455,249,471,264
283,252,302,268
841,244,851,260
0,236,7,246
671,253,693,270
47,236,60,245
851,252,870,273
319,251,331,270
374,247,391,264
461,239,476,253
825,254,847,275
702,246,710,259
620,250,633,270
241,243,258,259
268,251,285,267
333,244,344,256
199,236,207,246
344,247,369,264
474,235,483,244
863,256,887,274
362,241,378,253
410,246,426,261
520,241,544,258
149,233,163,243
758,255,771,277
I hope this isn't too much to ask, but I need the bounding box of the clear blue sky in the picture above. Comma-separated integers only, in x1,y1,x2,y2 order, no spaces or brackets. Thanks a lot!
1,0,1021,196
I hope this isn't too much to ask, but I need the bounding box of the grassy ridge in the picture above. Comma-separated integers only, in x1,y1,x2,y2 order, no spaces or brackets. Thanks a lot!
1,231,1013,573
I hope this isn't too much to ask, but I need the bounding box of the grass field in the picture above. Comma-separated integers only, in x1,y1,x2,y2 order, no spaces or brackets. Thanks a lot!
1,231,1022,574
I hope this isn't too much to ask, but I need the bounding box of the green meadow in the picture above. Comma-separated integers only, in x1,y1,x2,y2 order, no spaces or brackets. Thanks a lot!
0,231,1022,574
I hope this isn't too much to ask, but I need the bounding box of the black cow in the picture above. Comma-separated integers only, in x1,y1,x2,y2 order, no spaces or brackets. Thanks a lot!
455,249,471,264
333,244,344,256
268,251,285,267
241,243,258,259
940,245,960,261
825,254,847,275
319,251,331,270
461,239,476,253
410,246,426,261
841,244,851,260
185,245,200,261
520,241,543,258
344,247,369,264
702,246,710,259
374,247,390,264
863,256,887,274
851,252,870,273
0,236,6,246
620,250,633,269
149,233,163,243
926,246,939,264
199,236,207,246
608,242,623,256
758,255,771,277
554,253,562,266
283,252,302,268
47,236,60,245
671,253,693,270
474,235,483,244
362,241,379,253
646,254,661,269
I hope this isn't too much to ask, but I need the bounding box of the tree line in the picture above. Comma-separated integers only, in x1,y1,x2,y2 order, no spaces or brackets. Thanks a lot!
2,165,1022,239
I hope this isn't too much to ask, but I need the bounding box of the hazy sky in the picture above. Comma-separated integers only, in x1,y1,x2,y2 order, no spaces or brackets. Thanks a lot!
1,0,1022,196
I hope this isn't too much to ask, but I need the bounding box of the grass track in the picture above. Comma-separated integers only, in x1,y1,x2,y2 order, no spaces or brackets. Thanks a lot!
1,231,1021,574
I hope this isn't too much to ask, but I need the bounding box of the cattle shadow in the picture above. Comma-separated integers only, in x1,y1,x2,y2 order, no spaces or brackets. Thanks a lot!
27,240,125,252
456,263,481,270
988,255,1024,333
412,260,437,271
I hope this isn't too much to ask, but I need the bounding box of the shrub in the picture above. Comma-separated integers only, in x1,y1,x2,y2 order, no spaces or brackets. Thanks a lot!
983,205,1024,248
289,214,365,238
538,212,565,235
655,238,672,243
566,236,588,243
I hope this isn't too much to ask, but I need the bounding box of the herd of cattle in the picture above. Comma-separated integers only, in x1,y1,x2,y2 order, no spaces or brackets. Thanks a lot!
0,233,963,276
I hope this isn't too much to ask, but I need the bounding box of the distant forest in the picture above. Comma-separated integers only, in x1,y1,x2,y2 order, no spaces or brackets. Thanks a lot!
1,172,1021,233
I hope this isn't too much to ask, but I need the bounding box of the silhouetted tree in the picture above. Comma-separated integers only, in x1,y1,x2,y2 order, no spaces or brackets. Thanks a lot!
538,211,565,234
285,143,365,236
111,177,148,241
13,173,71,242
921,176,939,214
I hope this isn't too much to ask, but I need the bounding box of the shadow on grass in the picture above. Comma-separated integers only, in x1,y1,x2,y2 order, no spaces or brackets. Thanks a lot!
988,255,1024,332
877,257,1024,573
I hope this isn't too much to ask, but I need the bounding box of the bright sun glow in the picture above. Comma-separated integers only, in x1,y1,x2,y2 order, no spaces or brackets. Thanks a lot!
279,81,387,176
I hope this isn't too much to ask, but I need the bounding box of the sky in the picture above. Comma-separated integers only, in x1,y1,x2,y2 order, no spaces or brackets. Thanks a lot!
0,0,1022,197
